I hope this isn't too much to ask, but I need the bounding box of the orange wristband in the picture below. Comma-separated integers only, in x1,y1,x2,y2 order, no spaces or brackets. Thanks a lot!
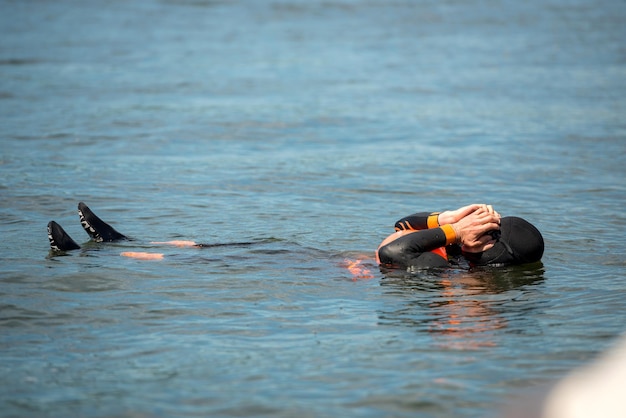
427,212,440,229
440,224,457,245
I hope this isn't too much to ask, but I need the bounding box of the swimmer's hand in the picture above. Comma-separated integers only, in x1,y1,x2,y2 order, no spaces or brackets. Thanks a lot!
451,206,500,252
439,204,500,225
461,235,497,253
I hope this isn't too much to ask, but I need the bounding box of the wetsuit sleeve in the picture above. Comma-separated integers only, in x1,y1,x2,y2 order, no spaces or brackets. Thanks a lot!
377,226,456,267
394,212,441,231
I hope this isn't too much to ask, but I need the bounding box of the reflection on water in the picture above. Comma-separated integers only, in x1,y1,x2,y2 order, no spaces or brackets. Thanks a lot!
379,265,545,349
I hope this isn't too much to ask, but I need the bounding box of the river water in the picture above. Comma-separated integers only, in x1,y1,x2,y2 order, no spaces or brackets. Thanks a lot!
1,0,625,417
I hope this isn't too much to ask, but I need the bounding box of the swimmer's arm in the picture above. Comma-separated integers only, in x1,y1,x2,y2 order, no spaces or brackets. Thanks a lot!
378,227,457,265
394,212,442,231
411,226,458,251
394,204,499,231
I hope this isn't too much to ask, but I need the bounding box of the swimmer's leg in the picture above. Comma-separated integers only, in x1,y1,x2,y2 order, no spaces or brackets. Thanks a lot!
150,240,199,247
78,202,128,242
47,221,81,251
195,241,255,248
150,241,256,248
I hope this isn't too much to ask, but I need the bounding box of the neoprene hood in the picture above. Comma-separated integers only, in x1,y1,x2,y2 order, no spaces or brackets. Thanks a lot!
464,216,544,266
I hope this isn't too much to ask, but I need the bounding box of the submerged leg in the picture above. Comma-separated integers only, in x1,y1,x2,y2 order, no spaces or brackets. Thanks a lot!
78,202,128,242
150,240,256,248
47,221,81,251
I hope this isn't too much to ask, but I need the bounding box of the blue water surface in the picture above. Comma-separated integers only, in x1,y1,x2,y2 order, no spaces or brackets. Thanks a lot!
1,0,625,417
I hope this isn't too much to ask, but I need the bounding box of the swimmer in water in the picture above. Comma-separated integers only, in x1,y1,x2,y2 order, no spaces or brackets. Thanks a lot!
47,202,253,259
377,204,544,270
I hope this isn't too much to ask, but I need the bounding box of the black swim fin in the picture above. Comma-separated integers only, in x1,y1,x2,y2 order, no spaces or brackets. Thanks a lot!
78,202,128,242
47,221,81,251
